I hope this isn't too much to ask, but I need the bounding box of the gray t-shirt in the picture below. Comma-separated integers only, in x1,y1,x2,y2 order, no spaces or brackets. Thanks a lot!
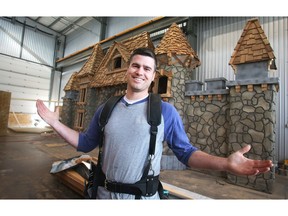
98,100,164,199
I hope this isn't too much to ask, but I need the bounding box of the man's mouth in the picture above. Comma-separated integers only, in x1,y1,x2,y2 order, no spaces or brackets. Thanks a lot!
133,77,144,82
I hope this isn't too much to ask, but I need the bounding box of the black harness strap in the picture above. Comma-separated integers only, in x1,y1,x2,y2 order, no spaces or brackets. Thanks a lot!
86,93,162,199
84,95,123,199
98,95,123,130
147,93,162,155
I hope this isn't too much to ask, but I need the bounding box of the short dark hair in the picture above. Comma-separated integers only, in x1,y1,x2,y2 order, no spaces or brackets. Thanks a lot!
128,47,157,71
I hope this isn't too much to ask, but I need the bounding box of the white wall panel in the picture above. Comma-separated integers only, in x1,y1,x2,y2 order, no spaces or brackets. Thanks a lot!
50,71,62,103
0,84,48,99
0,54,52,113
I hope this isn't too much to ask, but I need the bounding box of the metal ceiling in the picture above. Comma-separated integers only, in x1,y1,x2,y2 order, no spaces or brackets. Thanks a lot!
27,17,100,36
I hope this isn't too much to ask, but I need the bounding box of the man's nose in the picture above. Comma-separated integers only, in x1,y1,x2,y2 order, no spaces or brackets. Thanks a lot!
135,67,144,74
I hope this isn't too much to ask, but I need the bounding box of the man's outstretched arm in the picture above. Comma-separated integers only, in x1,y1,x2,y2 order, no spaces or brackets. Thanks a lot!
36,99,79,148
187,145,273,176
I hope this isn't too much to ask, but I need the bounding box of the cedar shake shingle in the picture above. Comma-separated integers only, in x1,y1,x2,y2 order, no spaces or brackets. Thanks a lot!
155,23,200,69
90,31,154,88
77,43,104,78
229,18,275,69
64,72,79,91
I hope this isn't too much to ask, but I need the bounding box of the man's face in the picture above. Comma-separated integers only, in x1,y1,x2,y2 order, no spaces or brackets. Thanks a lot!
126,54,156,93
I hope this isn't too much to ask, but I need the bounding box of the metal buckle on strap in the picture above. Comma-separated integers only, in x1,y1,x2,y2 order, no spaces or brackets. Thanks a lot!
150,125,158,135
104,179,108,190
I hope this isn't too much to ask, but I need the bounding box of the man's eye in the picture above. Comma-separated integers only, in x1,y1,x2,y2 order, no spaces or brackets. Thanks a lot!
131,64,140,68
144,67,152,72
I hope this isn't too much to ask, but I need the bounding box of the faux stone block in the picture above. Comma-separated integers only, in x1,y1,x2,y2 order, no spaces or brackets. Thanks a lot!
185,80,203,92
205,77,227,90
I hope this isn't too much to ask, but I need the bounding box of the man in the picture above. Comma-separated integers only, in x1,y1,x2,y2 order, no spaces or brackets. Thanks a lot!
36,47,273,199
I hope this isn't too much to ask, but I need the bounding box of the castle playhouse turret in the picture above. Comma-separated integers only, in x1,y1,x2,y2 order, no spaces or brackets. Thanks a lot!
154,22,201,112
154,23,201,170
61,72,79,129
226,18,279,193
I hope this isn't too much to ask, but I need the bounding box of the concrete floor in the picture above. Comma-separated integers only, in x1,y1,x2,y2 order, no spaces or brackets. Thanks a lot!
0,129,287,200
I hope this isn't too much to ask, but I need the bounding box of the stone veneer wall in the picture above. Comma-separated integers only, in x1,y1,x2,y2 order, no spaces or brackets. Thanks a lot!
184,95,230,157
184,92,230,177
226,84,277,193
184,79,278,193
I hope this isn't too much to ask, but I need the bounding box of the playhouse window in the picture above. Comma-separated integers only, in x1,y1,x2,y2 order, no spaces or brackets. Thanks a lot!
158,76,168,94
79,88,87,103
113,57,122,70
76,110,84,130
107,56,124,74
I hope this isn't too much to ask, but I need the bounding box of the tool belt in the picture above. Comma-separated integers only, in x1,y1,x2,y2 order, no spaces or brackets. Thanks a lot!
98,168,160,197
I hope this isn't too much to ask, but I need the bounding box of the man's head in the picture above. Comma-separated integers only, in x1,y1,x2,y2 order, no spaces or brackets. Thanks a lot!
128,47,157,71
126,48,157,96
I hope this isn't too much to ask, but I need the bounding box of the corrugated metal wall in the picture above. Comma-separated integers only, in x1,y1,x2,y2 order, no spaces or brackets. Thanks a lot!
0,18,56,66
106,17,156,38
22,28,55,65
64,19,102,57
194,16,288,162
0,19,22,57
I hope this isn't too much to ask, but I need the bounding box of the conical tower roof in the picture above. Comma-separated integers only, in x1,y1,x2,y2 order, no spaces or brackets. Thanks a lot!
229,18,276,69
155,22,200,69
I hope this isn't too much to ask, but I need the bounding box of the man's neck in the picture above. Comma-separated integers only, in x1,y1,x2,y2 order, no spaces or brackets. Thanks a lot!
123,94,148,105
125,91,149,101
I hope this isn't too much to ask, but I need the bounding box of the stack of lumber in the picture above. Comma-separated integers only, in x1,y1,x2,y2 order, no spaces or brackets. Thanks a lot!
55,169,86,196
51,155,98,197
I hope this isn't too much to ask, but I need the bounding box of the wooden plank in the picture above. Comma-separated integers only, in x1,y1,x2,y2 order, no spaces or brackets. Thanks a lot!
161,182,212,199
55,170,85,196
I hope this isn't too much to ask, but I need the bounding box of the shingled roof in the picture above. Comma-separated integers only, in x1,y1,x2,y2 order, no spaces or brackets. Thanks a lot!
77,43,104,78
155,22,201,69
90,31,154,88
64,72,79,91
229,18,276,69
